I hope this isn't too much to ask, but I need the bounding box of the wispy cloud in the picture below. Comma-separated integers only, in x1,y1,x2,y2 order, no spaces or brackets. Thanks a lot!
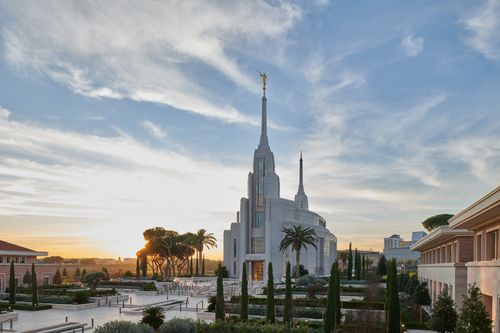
0,107,10,119
463,0,500,59
400,34,425,57
1,1,301,125
142,120,167,140
0,110,247,256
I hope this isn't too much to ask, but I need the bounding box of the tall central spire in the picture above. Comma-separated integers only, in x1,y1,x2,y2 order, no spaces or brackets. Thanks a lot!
258,71,269,149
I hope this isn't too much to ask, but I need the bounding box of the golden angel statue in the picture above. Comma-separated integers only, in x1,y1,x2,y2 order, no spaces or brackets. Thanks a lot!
257,70,267,91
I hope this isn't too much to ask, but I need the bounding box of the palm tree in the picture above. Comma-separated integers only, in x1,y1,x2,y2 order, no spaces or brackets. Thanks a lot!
192,229,217,276
279,225,317,278
141,306,165,329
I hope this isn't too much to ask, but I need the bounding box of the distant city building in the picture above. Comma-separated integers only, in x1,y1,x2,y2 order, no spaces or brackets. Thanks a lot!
383,231,426,263
0,240,57,291
95,258,117,265
223,80,337,281
123,258,137,265
412,185,500,328
384,234,402,250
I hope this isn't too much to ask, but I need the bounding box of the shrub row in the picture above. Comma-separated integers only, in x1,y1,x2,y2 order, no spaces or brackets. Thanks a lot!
227,305,324,319
229,296,384,311
402,322,429,329
12,287,116,297
264,286,366,295
0,302,51,311
97,281,157,291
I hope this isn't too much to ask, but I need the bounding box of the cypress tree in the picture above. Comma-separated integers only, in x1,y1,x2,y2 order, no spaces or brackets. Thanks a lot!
215,263,225,321
377,255,387,276
347,243,353,280
62,268,67,277
361,254,366,279
22,269,31,286
8,262,16,305
74,267,81,281
31,263,38,306
53,268,62,285
456,283,492,333
81,269,87,281
136,257,140,277
195,253,199,276
335,259,341,324
324,261,339,333
430,287,457,333
386,259,400,333
240,263,248,320
266,262,276,323
354,249,360,280
190,256,193,276
141,256,147,277
283,261,293,324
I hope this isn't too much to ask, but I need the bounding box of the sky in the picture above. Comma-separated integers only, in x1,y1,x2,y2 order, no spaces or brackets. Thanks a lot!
0,0,499,259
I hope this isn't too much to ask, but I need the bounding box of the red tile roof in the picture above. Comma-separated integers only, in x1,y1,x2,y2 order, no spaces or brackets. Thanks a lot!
0,240,36,252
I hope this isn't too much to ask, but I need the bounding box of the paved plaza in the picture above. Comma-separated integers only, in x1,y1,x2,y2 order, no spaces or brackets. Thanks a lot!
8,293,205,332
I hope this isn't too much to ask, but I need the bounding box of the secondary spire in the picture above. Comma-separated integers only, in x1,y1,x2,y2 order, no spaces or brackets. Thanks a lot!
294,152,309,210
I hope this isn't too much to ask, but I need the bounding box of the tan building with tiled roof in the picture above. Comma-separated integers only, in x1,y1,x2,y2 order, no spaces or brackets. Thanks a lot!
0,240,57,292
412,186,500,332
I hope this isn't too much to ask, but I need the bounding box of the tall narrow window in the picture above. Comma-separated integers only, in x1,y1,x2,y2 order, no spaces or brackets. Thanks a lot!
233,239,237,257
257,158,265,177
251,237,264,253
486,230,498,260
253,211,264,228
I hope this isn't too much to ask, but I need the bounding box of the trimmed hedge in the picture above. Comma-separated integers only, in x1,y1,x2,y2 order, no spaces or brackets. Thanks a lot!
0,302,51,311
402,322,429,329
197,320,315,333
229,296,384,311
97,281,157,291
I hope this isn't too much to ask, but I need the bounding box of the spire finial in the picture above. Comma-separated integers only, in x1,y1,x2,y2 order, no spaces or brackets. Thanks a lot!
258,70,267,96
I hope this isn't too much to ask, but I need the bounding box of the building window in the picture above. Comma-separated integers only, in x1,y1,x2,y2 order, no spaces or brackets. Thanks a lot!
6,257,10,263
256,179,264,206
476,234,482,261
253,211,264,228
233,239,237,257
233,261,236,275
256,158,265,177
0,256,3,263
486,230,498,261
251,237,264,253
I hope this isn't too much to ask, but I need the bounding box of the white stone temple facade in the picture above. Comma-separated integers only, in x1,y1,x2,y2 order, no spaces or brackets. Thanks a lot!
223,82,337,281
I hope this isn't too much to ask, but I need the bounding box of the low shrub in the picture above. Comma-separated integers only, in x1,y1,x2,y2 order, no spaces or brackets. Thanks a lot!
160,318,196,333
94,320,154,333
295,275,325,287
72,291,90,304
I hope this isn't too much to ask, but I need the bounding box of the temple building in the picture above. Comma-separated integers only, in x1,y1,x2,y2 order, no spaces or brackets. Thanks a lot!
223,76,337,281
